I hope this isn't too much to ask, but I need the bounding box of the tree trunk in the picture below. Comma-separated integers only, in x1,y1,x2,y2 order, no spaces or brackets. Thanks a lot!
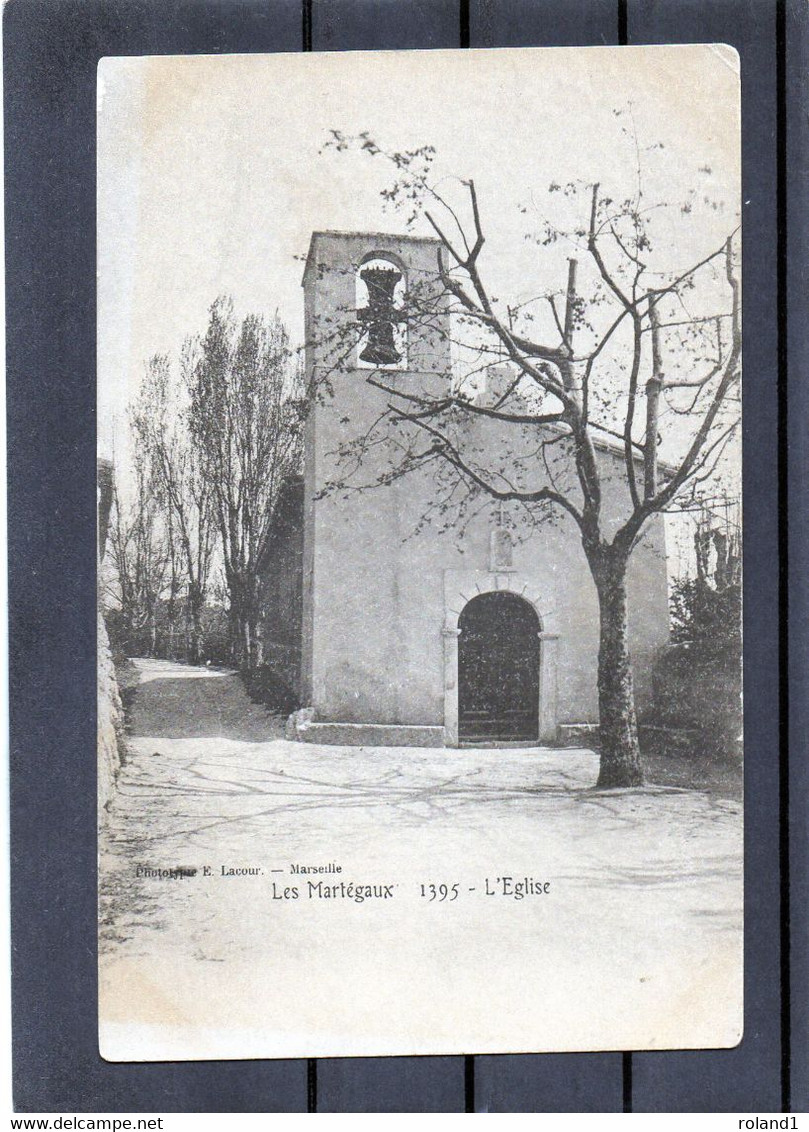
237,575,261,672
189,609,203,666
224,571,262,672
228,603,242,668
594,553,644,788
245,590,261,671
241,611,263,672
187,582,204,666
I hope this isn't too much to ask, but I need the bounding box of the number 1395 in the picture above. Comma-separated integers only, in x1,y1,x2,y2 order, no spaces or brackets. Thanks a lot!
420,883,459,901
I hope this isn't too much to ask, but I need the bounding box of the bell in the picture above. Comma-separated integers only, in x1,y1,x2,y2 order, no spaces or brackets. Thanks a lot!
359,266,402,365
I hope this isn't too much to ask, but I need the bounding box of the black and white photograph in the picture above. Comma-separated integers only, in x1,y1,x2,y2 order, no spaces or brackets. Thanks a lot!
96,45,742,1061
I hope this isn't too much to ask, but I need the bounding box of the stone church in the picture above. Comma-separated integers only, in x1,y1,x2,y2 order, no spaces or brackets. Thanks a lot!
257,231,669,747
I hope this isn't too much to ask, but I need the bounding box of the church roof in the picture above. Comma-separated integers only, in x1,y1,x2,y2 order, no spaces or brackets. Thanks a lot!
539,421,677,477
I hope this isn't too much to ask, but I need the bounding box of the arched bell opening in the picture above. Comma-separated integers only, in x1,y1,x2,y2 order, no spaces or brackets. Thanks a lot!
458,591,541,743
355,255,407,369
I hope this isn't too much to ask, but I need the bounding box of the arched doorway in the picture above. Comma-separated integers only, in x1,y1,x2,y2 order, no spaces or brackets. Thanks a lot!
458,591,540,743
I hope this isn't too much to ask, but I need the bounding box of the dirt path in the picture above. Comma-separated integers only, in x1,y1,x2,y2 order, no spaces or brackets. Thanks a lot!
125,657,285,741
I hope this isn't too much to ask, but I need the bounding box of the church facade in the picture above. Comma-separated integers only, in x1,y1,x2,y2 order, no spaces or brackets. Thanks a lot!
258,231,670,747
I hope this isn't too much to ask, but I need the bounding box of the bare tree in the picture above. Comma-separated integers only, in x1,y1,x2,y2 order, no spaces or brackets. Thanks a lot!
320,131,740,787
186,297,303,670
106,452,168,656
130,354,217,664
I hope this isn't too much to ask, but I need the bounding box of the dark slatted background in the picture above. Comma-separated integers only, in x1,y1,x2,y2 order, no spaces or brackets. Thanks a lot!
6,0,801,1112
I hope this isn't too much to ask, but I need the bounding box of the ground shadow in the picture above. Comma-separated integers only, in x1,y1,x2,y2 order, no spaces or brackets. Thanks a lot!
128,669,285,742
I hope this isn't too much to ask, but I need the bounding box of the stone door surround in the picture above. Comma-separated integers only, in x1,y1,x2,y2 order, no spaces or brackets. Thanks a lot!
443,569,559,746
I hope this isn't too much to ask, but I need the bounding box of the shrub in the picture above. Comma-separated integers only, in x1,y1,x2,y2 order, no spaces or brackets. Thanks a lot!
241,664,300,716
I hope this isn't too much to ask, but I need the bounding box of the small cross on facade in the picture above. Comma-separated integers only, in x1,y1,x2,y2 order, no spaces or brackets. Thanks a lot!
490,500,513,570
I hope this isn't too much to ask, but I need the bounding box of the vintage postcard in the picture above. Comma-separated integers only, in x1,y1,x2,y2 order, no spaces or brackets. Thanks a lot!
97,45,742,1060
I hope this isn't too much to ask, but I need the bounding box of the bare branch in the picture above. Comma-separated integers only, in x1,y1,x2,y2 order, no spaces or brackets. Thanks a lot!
644,292,664,499
588,183,633,311
389,405,584,526
623,312,643,510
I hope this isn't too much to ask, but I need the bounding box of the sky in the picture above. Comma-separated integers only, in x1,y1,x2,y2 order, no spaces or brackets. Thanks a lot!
97,43,741,500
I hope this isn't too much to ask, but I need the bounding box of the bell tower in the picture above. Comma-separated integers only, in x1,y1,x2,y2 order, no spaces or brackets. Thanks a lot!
299,231,451,719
